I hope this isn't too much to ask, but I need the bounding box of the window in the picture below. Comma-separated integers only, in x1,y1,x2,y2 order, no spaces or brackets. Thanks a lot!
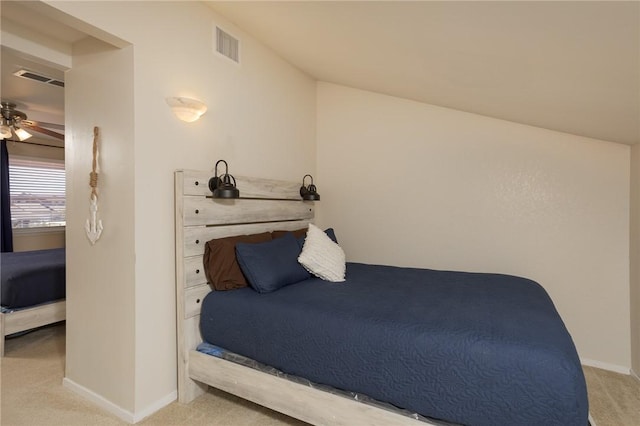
8,157,65,229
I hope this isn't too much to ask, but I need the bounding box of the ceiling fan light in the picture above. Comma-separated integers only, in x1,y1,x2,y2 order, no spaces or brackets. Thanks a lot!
14,127,32,141
0,125,11,139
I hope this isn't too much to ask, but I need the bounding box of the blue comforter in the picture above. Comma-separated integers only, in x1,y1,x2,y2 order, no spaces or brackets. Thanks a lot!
1,248,66,309
200,263,588,426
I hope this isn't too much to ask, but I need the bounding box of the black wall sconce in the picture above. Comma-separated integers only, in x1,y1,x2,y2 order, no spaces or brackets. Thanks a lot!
209,160,240,199
300,174,320,201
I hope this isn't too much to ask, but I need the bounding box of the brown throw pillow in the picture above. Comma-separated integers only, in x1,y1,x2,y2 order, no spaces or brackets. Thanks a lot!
271,228,308,240
203,232,272,290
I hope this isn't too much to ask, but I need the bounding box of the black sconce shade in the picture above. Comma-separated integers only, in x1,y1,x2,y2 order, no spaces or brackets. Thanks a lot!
300,174,320,201
209,160,240,199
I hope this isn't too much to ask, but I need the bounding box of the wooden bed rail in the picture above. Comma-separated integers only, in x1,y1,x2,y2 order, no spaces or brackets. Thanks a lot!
1,301,66,357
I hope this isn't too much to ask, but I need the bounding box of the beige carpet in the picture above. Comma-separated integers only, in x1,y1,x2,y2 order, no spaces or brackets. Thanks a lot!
583,365,640,426
0,324,303,426
2,324,639,426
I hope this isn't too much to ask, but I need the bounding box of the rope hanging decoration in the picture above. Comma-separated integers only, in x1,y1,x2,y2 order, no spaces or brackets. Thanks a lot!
85,126,103,245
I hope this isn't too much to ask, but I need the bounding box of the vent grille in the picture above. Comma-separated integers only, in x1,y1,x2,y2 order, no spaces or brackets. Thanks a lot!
215,26,240,63
13,69,65,88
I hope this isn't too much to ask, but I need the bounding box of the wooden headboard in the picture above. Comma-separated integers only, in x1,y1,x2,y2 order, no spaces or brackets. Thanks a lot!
174,169,314,401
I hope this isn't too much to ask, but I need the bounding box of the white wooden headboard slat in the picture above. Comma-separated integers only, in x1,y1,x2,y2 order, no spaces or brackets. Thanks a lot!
183,197,313,227
184,284,210,319
182,220,312,257
181,169,301,200
184,256,207,288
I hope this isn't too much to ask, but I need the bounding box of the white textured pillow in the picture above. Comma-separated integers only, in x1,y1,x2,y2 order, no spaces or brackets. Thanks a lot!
298,224,346,282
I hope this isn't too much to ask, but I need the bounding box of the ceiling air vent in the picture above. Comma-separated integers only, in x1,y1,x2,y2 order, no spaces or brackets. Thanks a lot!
13,69,65,88
215,26,240,64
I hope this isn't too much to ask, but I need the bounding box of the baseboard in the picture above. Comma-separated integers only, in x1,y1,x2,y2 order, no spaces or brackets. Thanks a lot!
132,390,177,423
581,358,630,375
631,368,640,383
63,377,135,423
63,378,178,424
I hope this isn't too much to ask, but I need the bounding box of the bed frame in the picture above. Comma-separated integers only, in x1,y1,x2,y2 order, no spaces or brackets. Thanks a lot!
175,169,431,426
0,300,66,356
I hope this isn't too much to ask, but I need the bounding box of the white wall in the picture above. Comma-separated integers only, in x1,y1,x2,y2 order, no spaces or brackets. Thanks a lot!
65,37,136,412
12,229,64,251
45,0,316,419
129,4,315,414
631,145,640,376
316,83,631,370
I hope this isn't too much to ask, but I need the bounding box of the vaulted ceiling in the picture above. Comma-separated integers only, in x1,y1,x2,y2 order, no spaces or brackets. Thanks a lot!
208,1,640,145
1,2,638,146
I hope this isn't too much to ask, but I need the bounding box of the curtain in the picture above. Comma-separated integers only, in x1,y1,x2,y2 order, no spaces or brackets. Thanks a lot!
1,139,13,252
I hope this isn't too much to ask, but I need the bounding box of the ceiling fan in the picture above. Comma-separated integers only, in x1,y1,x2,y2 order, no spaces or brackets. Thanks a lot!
0,101,64,141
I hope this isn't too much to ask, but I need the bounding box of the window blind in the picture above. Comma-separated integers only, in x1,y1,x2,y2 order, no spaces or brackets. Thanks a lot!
8,157,65,228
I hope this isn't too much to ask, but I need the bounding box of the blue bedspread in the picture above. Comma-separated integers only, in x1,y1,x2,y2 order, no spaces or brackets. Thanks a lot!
1,248,65,309
200,263,588,426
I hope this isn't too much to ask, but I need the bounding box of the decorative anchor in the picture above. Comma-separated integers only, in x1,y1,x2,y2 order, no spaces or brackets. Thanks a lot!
85,194,103,244
85,127,103,245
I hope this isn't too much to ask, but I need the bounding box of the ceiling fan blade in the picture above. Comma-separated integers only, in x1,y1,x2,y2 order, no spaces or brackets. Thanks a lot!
21,122,65,140
21,120,65,131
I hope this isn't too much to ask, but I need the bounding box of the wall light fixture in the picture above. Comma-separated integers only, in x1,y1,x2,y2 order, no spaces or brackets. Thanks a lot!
166,97,207,122
209,160,240,199
300,174,320,201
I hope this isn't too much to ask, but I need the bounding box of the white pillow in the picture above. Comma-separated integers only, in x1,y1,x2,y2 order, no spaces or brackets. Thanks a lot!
298,224,346,282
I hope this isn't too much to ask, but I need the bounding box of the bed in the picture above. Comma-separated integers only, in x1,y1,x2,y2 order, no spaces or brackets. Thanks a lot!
1,248,66,356
174,169,589,426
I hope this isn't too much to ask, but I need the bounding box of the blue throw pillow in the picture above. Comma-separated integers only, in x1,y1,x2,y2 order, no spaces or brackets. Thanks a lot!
236,232,311,293
297,227,338,248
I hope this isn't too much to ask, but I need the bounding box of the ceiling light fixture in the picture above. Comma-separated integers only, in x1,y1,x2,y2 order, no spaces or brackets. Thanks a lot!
0,124,11,139
166,97,207,123
0,102,32,141
13,128,33,141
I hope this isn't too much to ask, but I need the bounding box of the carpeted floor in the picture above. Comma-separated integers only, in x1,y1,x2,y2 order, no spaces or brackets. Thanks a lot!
1,323,639,426
583,365,640,426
